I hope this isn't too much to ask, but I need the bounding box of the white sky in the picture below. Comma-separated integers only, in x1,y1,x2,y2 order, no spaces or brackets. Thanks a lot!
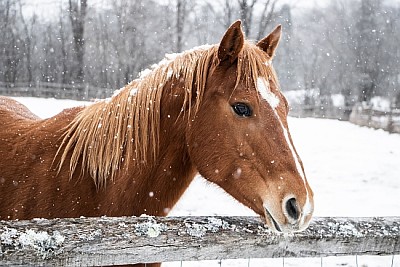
21,0,329,18
21,0,400,21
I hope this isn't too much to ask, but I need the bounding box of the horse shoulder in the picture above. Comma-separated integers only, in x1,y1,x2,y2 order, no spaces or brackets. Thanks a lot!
0,104,93,220
0,96,41,121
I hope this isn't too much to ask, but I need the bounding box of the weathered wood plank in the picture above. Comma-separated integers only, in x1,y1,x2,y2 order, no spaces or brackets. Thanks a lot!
0,216,399,266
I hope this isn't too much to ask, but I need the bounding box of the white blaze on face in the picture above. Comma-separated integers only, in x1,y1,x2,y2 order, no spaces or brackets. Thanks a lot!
257,76,311,219
257,77,280,109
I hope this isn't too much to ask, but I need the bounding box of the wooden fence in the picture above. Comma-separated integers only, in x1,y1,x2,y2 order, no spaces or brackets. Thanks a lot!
350,103,400,134
289,104,353,121
1,216,399,266
0,82,113,100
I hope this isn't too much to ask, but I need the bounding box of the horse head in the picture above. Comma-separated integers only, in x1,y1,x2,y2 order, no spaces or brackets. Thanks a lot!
186,21,314,233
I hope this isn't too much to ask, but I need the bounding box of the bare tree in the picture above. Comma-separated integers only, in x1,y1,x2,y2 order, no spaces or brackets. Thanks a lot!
321,0,358,105
272,4,296,90
237,0,257,37
68,0,87,84
1,0,22,84
18,0,37,84
223,0,235,28
176,0,187,52
59,7,70,85
354,0,383,102
383,5,400,102
256,0,278,40
2,0,399,107
93,13,110,87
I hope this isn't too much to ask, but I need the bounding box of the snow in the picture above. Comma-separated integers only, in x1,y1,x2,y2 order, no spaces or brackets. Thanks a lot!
134,217,166,238
9,97,400,266
0,226,64,259
112,87,125,98
284,89,320,106
331,94,345,107
130,87,138,96
138,68,152,79
369,96,391,112
135,44,214,83
185,217,231,238
185,222,208,237
11,97,91,118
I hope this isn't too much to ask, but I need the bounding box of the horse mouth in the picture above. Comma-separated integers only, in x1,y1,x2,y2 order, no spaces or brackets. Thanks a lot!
264,208,282,232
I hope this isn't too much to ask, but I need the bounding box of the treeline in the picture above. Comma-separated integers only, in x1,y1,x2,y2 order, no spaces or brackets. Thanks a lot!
289,0,400,107
1,0,399,106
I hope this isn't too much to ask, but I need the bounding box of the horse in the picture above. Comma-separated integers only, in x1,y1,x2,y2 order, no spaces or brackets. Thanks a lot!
0,21,313,264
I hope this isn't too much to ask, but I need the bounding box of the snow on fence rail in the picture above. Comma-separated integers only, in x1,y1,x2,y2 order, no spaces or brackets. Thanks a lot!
0,216,399,266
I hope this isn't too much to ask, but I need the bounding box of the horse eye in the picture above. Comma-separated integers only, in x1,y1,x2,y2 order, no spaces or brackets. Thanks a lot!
232,103,252,117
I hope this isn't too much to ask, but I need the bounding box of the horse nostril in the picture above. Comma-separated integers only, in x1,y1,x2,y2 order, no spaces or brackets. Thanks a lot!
286,197,300,221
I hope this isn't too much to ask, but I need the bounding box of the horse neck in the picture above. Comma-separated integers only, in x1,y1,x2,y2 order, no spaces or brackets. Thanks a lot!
101,79,198,216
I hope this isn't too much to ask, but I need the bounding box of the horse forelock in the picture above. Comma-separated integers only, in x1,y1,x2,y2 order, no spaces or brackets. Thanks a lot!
236,42,280,99
56,41,279,188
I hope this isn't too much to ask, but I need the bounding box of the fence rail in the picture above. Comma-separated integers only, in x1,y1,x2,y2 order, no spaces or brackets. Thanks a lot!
289,104,353,121
0,81,113,100
350,103,400,134
0,216,399,266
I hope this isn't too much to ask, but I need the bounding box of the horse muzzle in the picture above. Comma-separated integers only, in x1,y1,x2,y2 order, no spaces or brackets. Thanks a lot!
263,195,314,233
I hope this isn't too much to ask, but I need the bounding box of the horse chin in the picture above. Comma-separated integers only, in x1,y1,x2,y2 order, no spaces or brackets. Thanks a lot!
262,208,282,233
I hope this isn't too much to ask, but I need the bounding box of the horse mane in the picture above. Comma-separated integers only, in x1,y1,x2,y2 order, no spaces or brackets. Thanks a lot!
57,42,279,188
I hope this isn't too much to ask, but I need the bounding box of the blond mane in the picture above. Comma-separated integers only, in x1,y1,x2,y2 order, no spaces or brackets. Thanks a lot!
57,42,279,188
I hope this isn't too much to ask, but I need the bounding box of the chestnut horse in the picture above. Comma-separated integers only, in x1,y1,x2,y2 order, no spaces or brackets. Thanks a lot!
0,21,313,241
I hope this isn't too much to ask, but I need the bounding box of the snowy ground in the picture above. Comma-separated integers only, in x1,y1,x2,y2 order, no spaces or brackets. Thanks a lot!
12,97,400,267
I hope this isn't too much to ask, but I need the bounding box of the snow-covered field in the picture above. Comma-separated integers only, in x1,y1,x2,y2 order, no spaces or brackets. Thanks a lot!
12,97,400,267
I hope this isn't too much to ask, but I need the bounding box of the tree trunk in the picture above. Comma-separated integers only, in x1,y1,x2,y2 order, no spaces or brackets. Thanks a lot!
256,0,278,40
59,9,69,85
176,0,186,52
238,0,257,37
68,0,87,84
223,0,234,28
18,0,36,84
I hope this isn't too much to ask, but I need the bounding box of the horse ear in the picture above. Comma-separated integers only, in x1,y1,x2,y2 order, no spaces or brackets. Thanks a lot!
257,24,282,59
218,20,244,64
